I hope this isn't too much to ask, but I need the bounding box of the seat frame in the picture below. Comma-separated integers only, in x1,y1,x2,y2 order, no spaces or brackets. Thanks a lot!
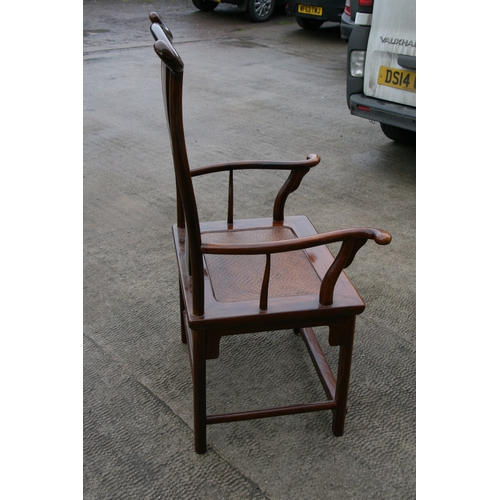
150,12,391,454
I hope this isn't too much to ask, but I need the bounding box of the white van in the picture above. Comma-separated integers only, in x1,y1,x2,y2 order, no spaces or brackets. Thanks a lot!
346,0,416,144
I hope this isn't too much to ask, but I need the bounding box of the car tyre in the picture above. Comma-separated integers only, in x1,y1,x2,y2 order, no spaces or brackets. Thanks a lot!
192,0,219,12
246,0,275,22
380,123,416,145
296,16,324,30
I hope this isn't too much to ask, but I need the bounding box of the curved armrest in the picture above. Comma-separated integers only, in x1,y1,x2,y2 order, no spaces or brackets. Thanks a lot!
201,228,391,308
190,153,320,176
201,228,391,255
192,154,320,223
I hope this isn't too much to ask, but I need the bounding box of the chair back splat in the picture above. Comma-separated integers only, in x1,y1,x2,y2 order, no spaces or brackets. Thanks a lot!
149,12,392,454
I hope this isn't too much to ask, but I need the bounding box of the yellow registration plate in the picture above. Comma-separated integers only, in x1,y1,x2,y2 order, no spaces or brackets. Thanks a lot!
377,66,416,93
297,4,323,16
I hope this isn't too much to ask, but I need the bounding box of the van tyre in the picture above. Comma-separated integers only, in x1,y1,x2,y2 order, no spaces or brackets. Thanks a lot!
296,17,324,29
380,123,416,145
246,0,275,22
192,0,218,12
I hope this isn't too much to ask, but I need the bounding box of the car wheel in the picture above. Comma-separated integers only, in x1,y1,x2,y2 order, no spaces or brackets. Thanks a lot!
192,0,219,12
246,0,275,22
380,123,416,145
296,16,324,30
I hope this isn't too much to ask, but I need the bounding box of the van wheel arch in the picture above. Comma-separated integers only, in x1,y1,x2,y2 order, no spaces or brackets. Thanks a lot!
380,123,415,145
192,0,219,11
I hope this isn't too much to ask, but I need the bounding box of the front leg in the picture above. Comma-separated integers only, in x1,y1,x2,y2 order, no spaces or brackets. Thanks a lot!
192,329,207,454
329,316,356,436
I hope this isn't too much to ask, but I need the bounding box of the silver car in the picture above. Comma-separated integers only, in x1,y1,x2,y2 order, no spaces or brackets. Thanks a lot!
192,0,284,23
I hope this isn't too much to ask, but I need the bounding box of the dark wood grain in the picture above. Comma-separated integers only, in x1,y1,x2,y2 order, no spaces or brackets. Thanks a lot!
150,12,392,454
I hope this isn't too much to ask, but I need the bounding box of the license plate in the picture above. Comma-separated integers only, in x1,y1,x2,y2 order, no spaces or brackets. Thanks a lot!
297,4,323,16
377,66,416,93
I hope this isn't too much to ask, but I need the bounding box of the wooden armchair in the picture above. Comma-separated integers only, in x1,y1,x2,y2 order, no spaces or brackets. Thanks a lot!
149,12,392,454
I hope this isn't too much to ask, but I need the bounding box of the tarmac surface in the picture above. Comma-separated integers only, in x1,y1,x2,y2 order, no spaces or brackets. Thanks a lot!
83,1,416,498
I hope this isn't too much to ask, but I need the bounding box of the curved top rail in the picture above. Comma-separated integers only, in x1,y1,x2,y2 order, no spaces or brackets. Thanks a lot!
149,12,183,73
153,37,184,74
149,12,174,41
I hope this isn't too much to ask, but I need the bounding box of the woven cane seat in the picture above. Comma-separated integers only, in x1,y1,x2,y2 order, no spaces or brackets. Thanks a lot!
202,225,321,302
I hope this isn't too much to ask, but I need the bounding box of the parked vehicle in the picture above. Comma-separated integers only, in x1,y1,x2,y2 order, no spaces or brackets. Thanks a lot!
346,0,415,144
340,0,355,41
192,0,284,23
286,0,345,30
340,0,375,41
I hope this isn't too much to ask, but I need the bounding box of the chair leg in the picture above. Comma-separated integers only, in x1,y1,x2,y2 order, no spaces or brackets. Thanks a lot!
179,279,186,344
192,329,207,454
333,335,354,436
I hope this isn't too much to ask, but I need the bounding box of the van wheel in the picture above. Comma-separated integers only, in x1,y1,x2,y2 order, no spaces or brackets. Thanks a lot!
192,0,218,11
296,17,324,29
380,123,416,145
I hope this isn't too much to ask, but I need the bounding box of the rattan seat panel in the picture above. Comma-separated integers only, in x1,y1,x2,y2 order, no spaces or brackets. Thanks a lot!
202,227,322,302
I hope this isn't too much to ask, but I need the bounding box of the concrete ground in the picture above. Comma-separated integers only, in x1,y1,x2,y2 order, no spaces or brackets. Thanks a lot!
83,1,415,498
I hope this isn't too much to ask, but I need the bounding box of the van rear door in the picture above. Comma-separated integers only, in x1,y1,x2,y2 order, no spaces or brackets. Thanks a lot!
363,0,416,107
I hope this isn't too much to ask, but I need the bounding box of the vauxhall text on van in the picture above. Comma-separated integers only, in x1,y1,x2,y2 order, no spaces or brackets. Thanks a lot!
346,0,416,144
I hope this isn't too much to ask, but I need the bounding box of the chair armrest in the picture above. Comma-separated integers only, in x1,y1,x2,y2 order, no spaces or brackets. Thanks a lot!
192,154,320,223
201,228,391,308
201,228,391,255
190,154,321,177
